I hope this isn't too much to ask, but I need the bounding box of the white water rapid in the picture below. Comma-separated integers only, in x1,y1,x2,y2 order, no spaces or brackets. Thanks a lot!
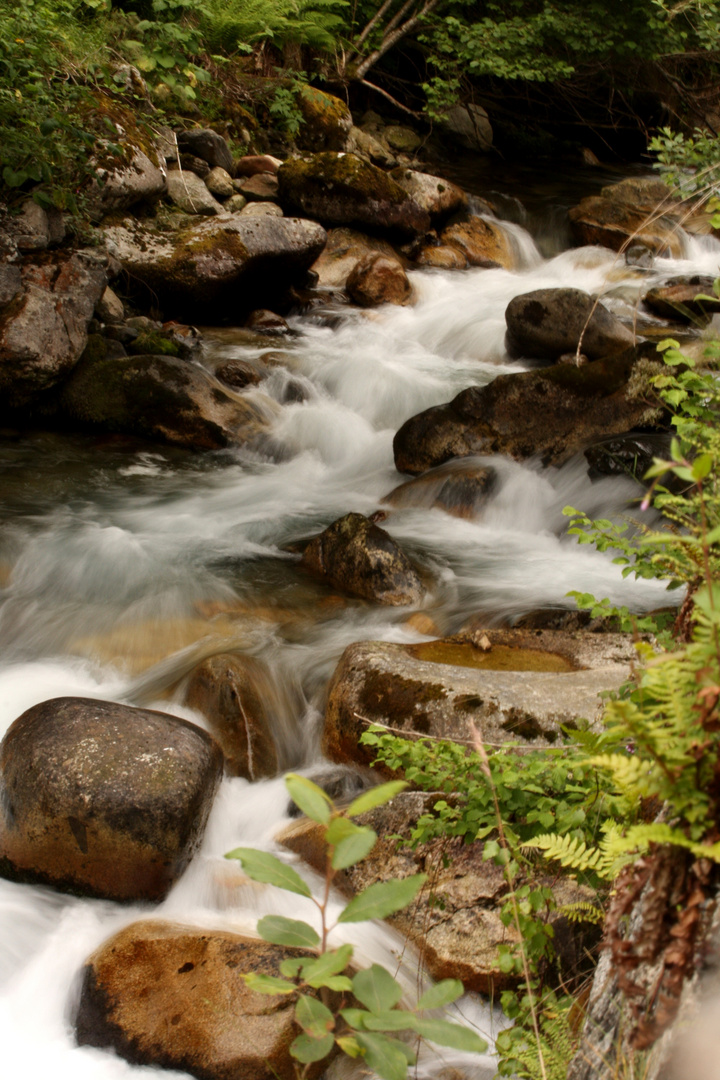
1,192,719,1080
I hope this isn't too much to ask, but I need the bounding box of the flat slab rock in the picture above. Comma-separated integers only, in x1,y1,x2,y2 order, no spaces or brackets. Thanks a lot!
0,697,223,901
76,919,317,1080
279,791,593,994
323,628,641,767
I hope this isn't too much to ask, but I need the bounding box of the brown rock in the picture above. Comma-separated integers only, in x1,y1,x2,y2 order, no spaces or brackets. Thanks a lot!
279,792,593,994
75,920,321,1080
0,697,223,901
301,512,424,606
415,244,469,270
390,169,467,220
643,277,720,322
234,155,283,178
215,358,264,389
310,228,403,289
238,173,280,202
346,254,411,307
568,178,686,257
441,217,513,268
185,654,279,780
383,460,497,519
245,309,290,334
393,349,666,474
0,249,108,410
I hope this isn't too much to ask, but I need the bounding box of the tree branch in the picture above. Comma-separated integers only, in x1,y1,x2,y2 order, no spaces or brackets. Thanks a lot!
352,0,440,81
359,78,423,118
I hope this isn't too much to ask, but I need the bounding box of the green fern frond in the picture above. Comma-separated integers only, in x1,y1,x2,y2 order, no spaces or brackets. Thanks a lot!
560,900,605,925
522,833,615,876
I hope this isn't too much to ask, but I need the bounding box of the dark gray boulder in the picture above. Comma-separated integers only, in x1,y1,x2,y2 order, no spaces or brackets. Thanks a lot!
176,128,234,174
505,288,635,361
0,697,223,901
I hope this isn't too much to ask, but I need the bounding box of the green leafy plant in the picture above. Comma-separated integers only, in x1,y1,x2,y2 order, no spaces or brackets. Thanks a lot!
225,774,487,1079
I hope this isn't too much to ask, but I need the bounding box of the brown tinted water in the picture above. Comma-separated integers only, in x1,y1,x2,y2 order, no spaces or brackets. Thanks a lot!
407,640,577,673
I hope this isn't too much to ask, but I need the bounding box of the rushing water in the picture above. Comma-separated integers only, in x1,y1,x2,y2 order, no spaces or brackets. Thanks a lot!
2,183,720,1079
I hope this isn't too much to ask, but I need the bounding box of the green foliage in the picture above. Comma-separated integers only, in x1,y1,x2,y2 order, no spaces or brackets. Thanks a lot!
200,0,348,54
225,774,487,1080
119,0,211,100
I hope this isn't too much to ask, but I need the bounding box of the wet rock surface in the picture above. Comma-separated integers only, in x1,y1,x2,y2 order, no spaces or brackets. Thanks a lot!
383,460,497,519
185,653,279,780
393,349,665,474
59,352,269,451
0,697,223,901
505,287,636,361
280,791,593,994
642,276,720,322
310,227,404,289
346,253,411,306
440,216,513,269
322,630,640,767
568,177,686,257
300,512,425,606
76,920,318,1080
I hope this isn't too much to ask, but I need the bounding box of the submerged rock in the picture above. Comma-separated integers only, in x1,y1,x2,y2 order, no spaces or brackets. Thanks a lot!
0,697,223,901
383,460,497,519
185,653,279,780
280,791,592,994
642,276,720,322
505,288,635,361
76,920,318,1080
277,152,431,236
59,352,269,451
393,349,665,474
323,630,641,767
300,512,425,606
103,214,327,315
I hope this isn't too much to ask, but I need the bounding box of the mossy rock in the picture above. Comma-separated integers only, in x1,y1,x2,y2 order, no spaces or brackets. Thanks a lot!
277,153,430,237
128,329,180,357
297,86,352,152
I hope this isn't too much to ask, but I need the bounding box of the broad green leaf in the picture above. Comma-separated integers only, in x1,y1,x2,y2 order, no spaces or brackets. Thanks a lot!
225,847,311,897
413,1017,488,1053
323,975,354,991
352,964,403,1012
325,817,357,845
257,915,319,949
243,972,296,995
361,1009,416,1032
290,1032,334,1063
346,781,408,817
337,1035,362,1057
332,825,377,870
285,774,332,824
280,957,305,978
355,1032,414,1080
338,874,427,923
417,978,464,1011
3,167,28,188
301,943,353,987
692,453,712,480
340,1007,369,1029
296,994,334,1038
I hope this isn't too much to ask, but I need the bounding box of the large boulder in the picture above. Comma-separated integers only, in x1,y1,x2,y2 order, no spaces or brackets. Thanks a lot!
76,920,320,1080
310,227,403,288
505,288,636,361
569,177,686,257
390,168,467,221
0,697,223,901
185,653,279,780
176,128,234,173
300,512,424,606
296,86,352,151
102,214,327,316
59,352,269,451
7,199,65,251
393,349,665,473
280,791,591,994
277,153,431,236
0,249,107,411
346,254,411,307
322,630,639,768
89,146,167,219
440,216,513,269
